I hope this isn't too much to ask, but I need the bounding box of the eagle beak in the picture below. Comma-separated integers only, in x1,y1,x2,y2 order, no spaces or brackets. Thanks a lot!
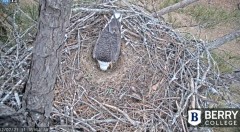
97,60,111,71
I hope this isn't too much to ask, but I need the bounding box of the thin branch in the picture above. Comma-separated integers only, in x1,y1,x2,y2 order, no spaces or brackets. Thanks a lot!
103,103,139,126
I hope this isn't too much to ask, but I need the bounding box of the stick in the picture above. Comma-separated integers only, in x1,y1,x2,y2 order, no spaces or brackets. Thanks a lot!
208,29,240,50
152,0,199,17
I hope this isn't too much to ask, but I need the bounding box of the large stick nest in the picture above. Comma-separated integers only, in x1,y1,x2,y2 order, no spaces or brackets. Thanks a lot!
52,1,226,132
0,1,233,131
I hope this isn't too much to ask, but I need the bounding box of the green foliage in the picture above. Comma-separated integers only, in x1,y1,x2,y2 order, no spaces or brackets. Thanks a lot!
211,51,240,73
17,3,38,32
0,4,16,43
230,9,240,26
165,13,182,28
22,4,38,21
159,0,180,9
183,5,240,28
0,3,39,43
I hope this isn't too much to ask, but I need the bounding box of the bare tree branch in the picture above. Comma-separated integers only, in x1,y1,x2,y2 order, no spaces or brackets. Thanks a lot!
152,0,199,17
208,29,240,50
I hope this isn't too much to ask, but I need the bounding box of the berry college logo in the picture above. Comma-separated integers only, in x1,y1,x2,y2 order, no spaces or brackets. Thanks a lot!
1,0,18,5
188,110,201,126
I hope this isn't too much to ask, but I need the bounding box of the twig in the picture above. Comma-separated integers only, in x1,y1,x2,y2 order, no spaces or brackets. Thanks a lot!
103,103,139,126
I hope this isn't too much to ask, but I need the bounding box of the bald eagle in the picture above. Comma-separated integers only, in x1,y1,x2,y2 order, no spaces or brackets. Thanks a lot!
93,12,122,71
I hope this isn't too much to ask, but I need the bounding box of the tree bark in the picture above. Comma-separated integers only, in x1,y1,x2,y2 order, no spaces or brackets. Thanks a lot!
208,30,240,50
23,0,72,127
152,0,199,17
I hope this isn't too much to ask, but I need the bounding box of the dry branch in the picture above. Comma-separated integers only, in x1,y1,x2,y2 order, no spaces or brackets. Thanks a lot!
208,29,240,50
103,103,139,126
152,0,199,17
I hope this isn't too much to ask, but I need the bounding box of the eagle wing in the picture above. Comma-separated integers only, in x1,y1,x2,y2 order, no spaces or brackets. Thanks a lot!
111,27,121,62
93,17,121,63
93,27,115,62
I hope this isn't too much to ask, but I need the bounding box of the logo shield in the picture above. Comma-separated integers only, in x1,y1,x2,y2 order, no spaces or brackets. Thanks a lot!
188,110,201,126
2,0,10,5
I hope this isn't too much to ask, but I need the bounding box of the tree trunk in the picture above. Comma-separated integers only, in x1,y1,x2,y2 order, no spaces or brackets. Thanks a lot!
23,0,72,127
152,0,199,17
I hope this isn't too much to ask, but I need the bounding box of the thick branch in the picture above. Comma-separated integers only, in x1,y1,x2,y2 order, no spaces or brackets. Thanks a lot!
152,0,199,17
208,30,240,50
